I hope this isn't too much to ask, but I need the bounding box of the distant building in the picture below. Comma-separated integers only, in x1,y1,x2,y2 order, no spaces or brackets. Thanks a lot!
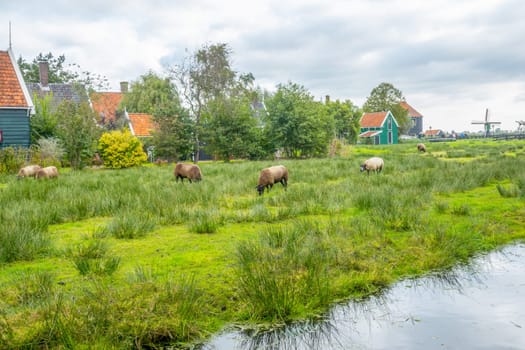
423,129,445,138
400,101,423,136
359,111,399,145
0,48,34,148
26,61,89,109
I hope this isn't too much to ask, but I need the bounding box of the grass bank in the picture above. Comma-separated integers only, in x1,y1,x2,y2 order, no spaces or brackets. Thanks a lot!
1,140,524,348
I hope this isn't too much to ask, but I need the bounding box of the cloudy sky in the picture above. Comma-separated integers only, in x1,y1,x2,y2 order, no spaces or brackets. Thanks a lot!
2,0,525,132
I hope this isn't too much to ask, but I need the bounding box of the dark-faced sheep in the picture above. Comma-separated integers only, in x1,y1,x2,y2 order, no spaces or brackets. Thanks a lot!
35,166,59,179
174,163,202,183
257,165,288,195
17,165,42,179
360,157,384,175
417,143,426,152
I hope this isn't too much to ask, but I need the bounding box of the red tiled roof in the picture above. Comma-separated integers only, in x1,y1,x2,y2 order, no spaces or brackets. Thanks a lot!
360,112,388,128
90,92,123,123
128,113,156,137
400,101,423,118
0,50,28,107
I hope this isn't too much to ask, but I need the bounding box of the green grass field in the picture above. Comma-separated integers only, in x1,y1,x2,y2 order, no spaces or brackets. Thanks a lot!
1,139,524,348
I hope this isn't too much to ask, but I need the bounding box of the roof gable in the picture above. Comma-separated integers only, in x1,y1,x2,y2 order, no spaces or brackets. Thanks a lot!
27,82,89,108
360,111,398,128
0,49,32,109
400,101,423,118
127,112,156,137
91,92,123,123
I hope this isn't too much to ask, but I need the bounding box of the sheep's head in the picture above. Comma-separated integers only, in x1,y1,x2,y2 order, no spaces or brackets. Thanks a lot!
360,164,367,172
256,184,265,195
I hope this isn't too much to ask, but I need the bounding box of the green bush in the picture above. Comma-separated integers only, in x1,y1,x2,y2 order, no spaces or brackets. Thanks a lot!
98,130,147,169
0,147,28,174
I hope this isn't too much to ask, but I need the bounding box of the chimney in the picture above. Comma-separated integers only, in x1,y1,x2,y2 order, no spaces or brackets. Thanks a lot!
120,81,129,93
39,61,49,87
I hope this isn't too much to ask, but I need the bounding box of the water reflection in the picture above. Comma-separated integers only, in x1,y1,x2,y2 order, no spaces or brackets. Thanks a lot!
205,244,525,350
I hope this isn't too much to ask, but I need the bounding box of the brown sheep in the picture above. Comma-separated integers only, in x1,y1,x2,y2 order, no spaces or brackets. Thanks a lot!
257,165,288,195
417,143,426,152
174,163,202,183
17,165,42,179
35,166,59,179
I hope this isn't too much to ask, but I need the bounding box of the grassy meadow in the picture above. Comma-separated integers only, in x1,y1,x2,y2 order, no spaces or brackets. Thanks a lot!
1,139,524,348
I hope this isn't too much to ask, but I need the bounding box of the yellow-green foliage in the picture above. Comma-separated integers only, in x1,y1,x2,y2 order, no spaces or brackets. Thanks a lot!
98,130,147,169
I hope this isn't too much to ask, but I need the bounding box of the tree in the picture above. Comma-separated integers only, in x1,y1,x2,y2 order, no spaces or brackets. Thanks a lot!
121,71,177,114
152,104,194,161
363,82,410,134
169,43,237,162
121,71,193,160
55,100,101,169
30,94,58,143
200,72,267,161
327,99,362,143
265,82,334,158
17,52,109,91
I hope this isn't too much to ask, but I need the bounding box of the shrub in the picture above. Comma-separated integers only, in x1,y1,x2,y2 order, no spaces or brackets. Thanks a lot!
0,147,28,174
33,137,64,167
98,130,147,169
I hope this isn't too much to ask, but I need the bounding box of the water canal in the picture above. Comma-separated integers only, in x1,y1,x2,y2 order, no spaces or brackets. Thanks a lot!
205,243,525,349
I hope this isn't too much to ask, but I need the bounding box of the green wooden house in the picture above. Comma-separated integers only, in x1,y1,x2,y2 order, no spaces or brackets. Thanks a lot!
359,111,399,145
0,47,34,148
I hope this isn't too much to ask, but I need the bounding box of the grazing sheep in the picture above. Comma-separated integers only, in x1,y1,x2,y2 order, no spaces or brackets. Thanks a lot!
360,157,384,175
155,159,169,166
257,165,288,195
35,166,59,179
174,163,202,183
17,165,42,179
417,143,427,152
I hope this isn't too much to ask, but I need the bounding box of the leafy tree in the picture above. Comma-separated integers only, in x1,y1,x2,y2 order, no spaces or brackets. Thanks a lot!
30,94,58,143
201,72,267,161
98,130,147,168
202,96,260,161
17,52,108,91
327,99,362,143
363,82,410,134
169,43,237,162
55,100,101,169
265,82,335,158
152,104,194,161
121,71,193,160
121,71,177,114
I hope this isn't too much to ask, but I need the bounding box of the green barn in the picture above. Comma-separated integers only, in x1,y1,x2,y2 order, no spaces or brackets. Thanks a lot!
359,111,399,145
0,48,33,148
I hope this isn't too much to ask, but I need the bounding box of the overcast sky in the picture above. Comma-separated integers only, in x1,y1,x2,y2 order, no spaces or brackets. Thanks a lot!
2,0,525,132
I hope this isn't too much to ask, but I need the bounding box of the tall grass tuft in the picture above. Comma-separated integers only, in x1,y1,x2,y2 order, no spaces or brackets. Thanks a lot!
0,219,50,263
188,209,222,233
236,220,334,322
11,270,55,306
103,210,156,239
67,239,120,276
28,293,76,349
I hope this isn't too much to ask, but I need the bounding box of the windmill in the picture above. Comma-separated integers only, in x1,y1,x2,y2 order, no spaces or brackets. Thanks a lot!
517,120,525,133
472,108,501,137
